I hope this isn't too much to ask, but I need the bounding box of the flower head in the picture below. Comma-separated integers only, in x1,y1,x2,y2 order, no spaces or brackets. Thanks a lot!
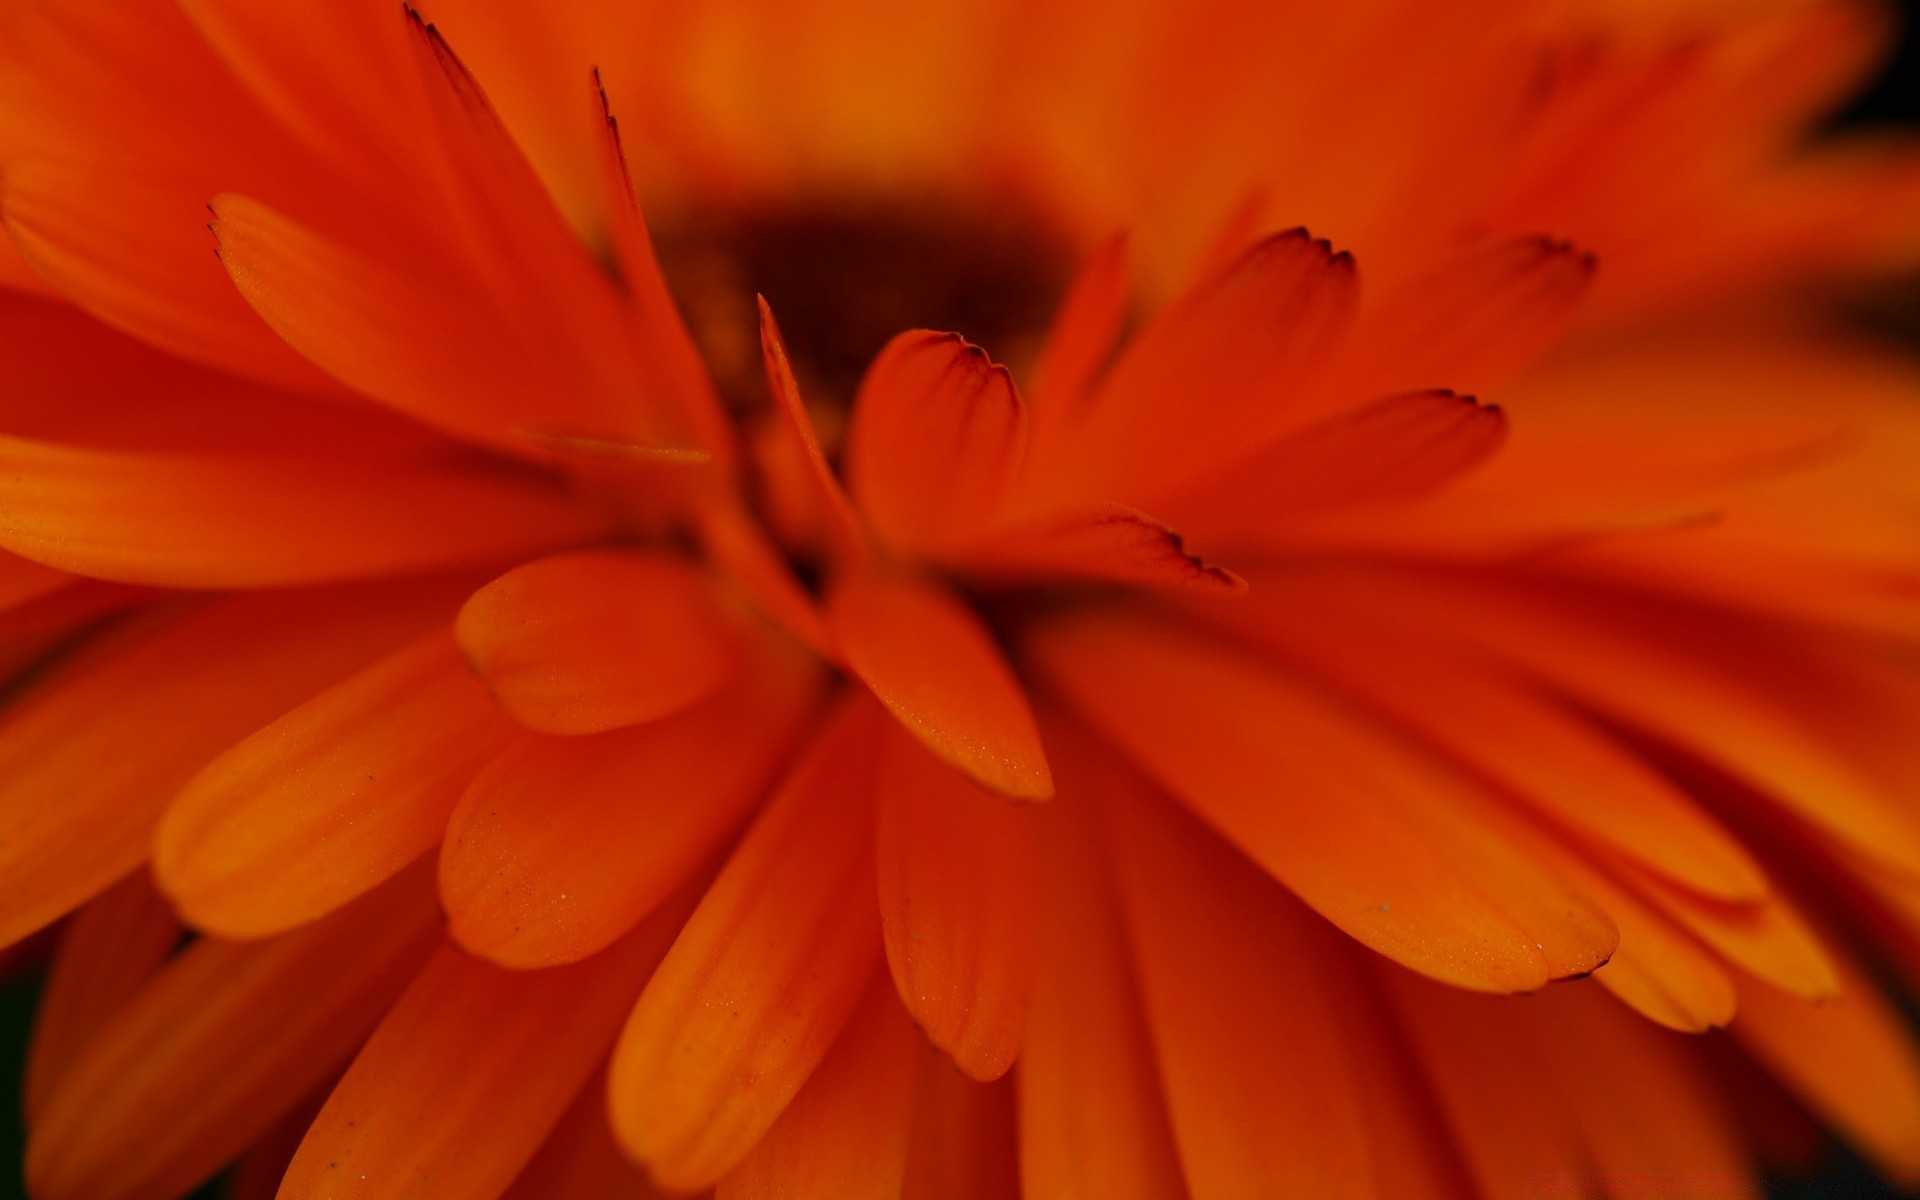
2,1,1920,1197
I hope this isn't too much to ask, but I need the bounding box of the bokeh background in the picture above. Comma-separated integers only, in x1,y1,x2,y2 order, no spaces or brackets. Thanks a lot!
0,4,1916,1199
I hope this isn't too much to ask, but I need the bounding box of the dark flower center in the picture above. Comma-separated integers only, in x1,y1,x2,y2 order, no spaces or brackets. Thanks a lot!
653,198,1076,416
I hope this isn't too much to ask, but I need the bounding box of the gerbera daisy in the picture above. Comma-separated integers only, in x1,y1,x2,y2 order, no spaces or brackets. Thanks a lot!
1,0,1919,1197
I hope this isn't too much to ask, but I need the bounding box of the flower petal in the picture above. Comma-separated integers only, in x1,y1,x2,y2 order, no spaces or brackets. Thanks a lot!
1017,785,1186,1200
21,871,181,1120
1101,776,1374,1200
716,971,920,1199
845,331,1027,554
1030,606,1617,992
830,571,1051,800
1028,232,1131,418
609,694,884,1191
1197,577,1767,902
952,504,1245,594
501,1067,655,1200
1335,236,1596,398
457,549,744,735
0,579,464,950
278,909,682,1200
1035,228,1358,506
441,642,826,968
1730,953,1920,1176
877,727,1039,1082
1185,390,1508,540
155,629,512,939
25,867,441,1200
1,159,342,395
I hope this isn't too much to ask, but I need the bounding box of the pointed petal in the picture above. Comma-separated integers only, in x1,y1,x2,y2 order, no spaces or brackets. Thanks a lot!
211,192,678,457
716,971,920,1199
1338,236,1596,397
1030,607,1615,992
278,908,682,1200
608,694,884,1190
155,630,512,939
1016,782,1187,1200
1039,229,1358,505
1189,390,1508,538
830,571,1051,800
758,299,867,562
0,580,463,949
845,331,1026,554
441,642,826,968
457,549,744,735
953,504,1245,594
877,727,1039,1082
22,871,181,1120
1,159,341,395
25,868,441,1200
1101,779,1373,1200
1028,232,1131,418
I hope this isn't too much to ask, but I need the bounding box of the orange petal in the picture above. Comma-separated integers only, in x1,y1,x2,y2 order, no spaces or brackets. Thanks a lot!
25,866,441,1200
844,331,1027,554
211,192,689,460
279,905,683,1200
1028,232,1131,419
591,74,737,469
457,549,744,735
0,579,463,950
1336,236,1596,398
0,550,73,613
902,1049,1020,1200
22,871,181,1120
1198,584,1767,902
1037,228,1358,506
1101,776,1373,1200
0,580,146,684
1624,865,1840,1001
695,498,836,662
716,970,920,1199
1030,607,1615,992
1,158,341,395
1511,984,1752,1182
757,298,867,562
1017,785,1186,1200
1730,952,1920,1176
155,629,512,939
1391,571,1920,883
609,694,884,1191
0,423,601,590
1515,835,1738,1033
829,571,1051,800
501,1066,659,1200
1378,968,1588,1193
952,504,1245,594
1186,390,1508,539
877,727,1039,1082
441,641,826,968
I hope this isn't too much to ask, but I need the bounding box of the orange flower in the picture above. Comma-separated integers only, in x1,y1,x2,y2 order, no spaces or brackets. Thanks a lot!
1,1,1920,1197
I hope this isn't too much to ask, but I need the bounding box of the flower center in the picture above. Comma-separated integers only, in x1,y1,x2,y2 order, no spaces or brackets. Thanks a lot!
652,198,1076,413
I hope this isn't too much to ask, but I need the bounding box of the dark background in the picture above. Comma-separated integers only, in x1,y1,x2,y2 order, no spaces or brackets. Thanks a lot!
0,5,1917,1200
